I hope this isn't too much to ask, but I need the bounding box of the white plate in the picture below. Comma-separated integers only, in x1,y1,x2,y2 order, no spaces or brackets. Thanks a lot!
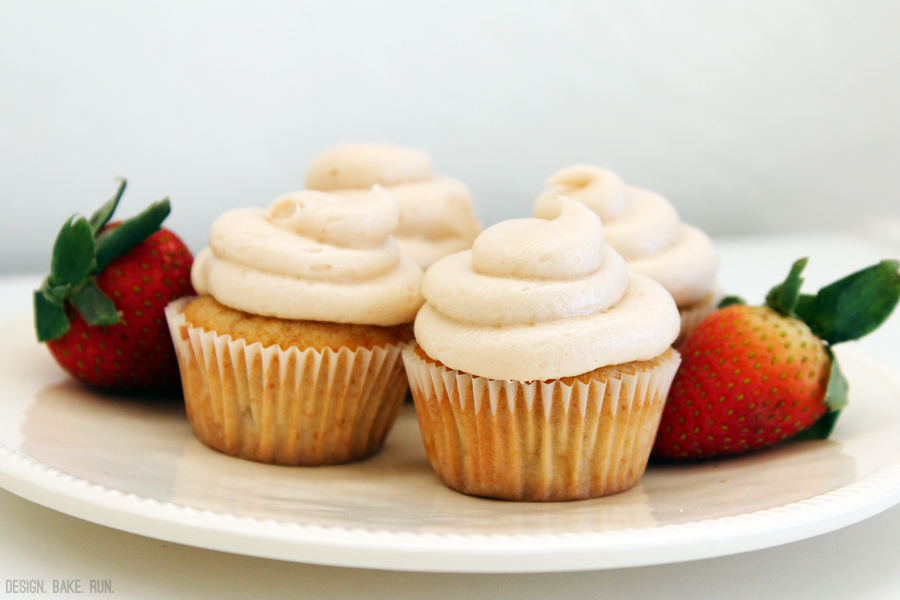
2,316,900,573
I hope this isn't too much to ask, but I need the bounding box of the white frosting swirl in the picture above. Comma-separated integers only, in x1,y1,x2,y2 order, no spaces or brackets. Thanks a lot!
306,144,481,269
192,187,424,326
534,165,718,308
415,200,680,381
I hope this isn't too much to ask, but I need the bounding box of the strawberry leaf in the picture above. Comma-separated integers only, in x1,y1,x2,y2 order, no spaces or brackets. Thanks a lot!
35,181,175,346
95,198,170,272
69,280,121,326
88,179,126,234
39,277,70,307
823,349,849,411
49,216,95,288
33,290,70,342
798,260,900,345
718,295,746,308
794,293,816,321
791,410,841,441
765,257,807,317
789,348,846,441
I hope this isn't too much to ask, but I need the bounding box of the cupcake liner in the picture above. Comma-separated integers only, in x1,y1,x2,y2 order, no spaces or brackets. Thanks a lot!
677,287,724,347
165,297,408,466
403,345,681,501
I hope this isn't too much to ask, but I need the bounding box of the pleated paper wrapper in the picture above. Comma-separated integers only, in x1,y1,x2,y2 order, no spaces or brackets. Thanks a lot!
403,345,681,502
165,298,408,466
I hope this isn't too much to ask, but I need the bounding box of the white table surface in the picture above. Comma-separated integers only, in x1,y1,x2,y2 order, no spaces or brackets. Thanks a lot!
2,227,900,599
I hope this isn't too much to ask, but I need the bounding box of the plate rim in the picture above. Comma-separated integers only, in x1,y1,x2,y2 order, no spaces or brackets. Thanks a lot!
4,440,900,572
3,322,900,572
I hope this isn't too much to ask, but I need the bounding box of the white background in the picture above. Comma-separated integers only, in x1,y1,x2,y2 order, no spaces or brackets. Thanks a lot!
1,0,899,274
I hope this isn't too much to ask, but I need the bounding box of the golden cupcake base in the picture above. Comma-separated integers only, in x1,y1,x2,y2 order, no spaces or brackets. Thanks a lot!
165,298,409,466
403,345,680,501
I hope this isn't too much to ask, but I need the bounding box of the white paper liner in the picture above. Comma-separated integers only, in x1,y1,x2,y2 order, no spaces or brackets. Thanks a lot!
677,286,724,347
164,297,409,466
402,345,681,501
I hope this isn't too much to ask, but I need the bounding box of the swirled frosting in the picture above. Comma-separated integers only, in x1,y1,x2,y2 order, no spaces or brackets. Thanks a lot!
306,143,481,269
191,186,424,326
534,165,718,308
415,199,680,381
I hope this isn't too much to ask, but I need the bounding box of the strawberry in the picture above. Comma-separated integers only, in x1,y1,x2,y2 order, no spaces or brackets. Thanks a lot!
653,258,900,460
33,180,194,392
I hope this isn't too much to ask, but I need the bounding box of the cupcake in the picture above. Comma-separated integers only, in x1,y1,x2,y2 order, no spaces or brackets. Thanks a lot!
165,186,423,465
534,165,720,345
306,143,481,269
404,199,681,501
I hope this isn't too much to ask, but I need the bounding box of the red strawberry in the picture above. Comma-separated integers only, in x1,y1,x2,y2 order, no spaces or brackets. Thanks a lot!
653,258,900,460
34,180,194,392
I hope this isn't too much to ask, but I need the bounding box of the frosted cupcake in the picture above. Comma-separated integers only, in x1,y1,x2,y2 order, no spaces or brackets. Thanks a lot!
404,199,681,501
306,143,481,269
165,186,423,465
535,166,719,345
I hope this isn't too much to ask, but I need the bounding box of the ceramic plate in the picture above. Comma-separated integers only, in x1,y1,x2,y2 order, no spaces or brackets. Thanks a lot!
2,316,900,573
